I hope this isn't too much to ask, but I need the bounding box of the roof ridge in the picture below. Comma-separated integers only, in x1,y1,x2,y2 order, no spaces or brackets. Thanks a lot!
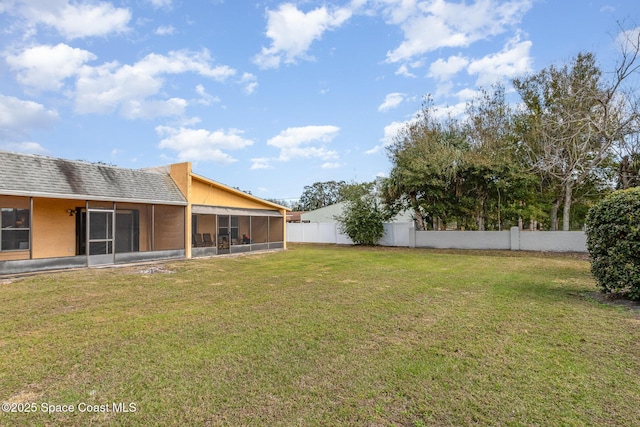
0,149,164,174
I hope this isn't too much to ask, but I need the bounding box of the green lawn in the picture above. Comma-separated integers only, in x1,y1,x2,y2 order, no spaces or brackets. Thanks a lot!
1,244,639,426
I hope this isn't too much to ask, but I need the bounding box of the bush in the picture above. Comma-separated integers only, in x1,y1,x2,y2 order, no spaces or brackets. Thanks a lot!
336,196,385,246
585,187,640,300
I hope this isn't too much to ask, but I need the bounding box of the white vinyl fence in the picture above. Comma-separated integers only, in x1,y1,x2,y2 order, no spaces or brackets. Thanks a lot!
287,222,588,253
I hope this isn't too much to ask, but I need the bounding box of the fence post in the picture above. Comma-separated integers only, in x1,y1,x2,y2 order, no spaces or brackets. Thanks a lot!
409,222,416,248
510,226,520,251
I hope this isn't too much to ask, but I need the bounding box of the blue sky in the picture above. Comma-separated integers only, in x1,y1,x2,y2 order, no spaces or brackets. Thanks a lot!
1,0,638,202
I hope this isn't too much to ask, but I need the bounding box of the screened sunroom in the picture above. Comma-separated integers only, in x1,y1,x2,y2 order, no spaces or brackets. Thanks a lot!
191,207,285,257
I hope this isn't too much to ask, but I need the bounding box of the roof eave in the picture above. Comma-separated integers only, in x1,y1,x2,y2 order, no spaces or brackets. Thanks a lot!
0,190,187,206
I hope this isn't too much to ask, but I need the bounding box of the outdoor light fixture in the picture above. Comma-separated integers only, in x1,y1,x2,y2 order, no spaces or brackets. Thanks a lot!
67,209,75,217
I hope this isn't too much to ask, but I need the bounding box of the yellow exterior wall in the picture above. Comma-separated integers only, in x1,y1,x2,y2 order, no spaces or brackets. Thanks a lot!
32,198,80,259
170,162,192,258
191,179,272,209
170,163,191,199
0,196,30,209
0,250,29,261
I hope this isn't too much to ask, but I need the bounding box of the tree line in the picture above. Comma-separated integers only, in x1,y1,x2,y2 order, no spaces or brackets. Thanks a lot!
292,25,640,233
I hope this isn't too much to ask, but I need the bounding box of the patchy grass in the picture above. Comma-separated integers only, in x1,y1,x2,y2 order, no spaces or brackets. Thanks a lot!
1,244,639,426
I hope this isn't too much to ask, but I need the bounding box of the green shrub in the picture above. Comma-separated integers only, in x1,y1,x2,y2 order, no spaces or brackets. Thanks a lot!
585,187,640,300
336,196,385,246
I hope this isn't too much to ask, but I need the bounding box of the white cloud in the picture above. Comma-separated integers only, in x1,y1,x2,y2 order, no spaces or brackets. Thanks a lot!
365,145,382,155
0,141,48,154
239,73,258,95
367,98,468,154
395,64,416,78
148,0,173,8
425,36,532,95
455,88,479,102
253,3,353,69
120,98,188,120
74,61,161,115
0,94,58,141
432,102,467,119
180,116,202,127
251,157,273,170
433,80,454,98
74,49,236,118
366,119,409,154
132,50,235,80
378,0,418,25
6,43,96,91
267,125,340,161
155,25,176,35
321,162,341,169
384,0,533,63
195,85,221,106
428,54,469,81
615,26,640,54
156,126,254,164
7,45,239,120
378,92,406,112
467,36,533,85
387,14,466,63
0,1,15,14
380,119,409,145
17,0,131,39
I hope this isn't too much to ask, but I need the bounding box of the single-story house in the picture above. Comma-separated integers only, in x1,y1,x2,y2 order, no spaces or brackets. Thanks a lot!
301,201,414,223
0,151,287,275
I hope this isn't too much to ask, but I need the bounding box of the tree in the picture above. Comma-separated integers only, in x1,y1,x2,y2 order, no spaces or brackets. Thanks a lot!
611,22,640,190
617,152,640,189
263,198,296,209
616,118,640,190
297,180,346,211
514,53,603,230
382,89,534,231
381,97,467,230
514,39,640,230
463,84,536,230
335,182,385,246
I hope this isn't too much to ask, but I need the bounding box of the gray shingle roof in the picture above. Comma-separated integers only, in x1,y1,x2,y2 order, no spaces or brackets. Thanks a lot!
0,151,187,205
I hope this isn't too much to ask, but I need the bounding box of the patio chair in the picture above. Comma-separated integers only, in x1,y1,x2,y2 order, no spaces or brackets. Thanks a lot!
193,233,206,247
203,233,214,247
